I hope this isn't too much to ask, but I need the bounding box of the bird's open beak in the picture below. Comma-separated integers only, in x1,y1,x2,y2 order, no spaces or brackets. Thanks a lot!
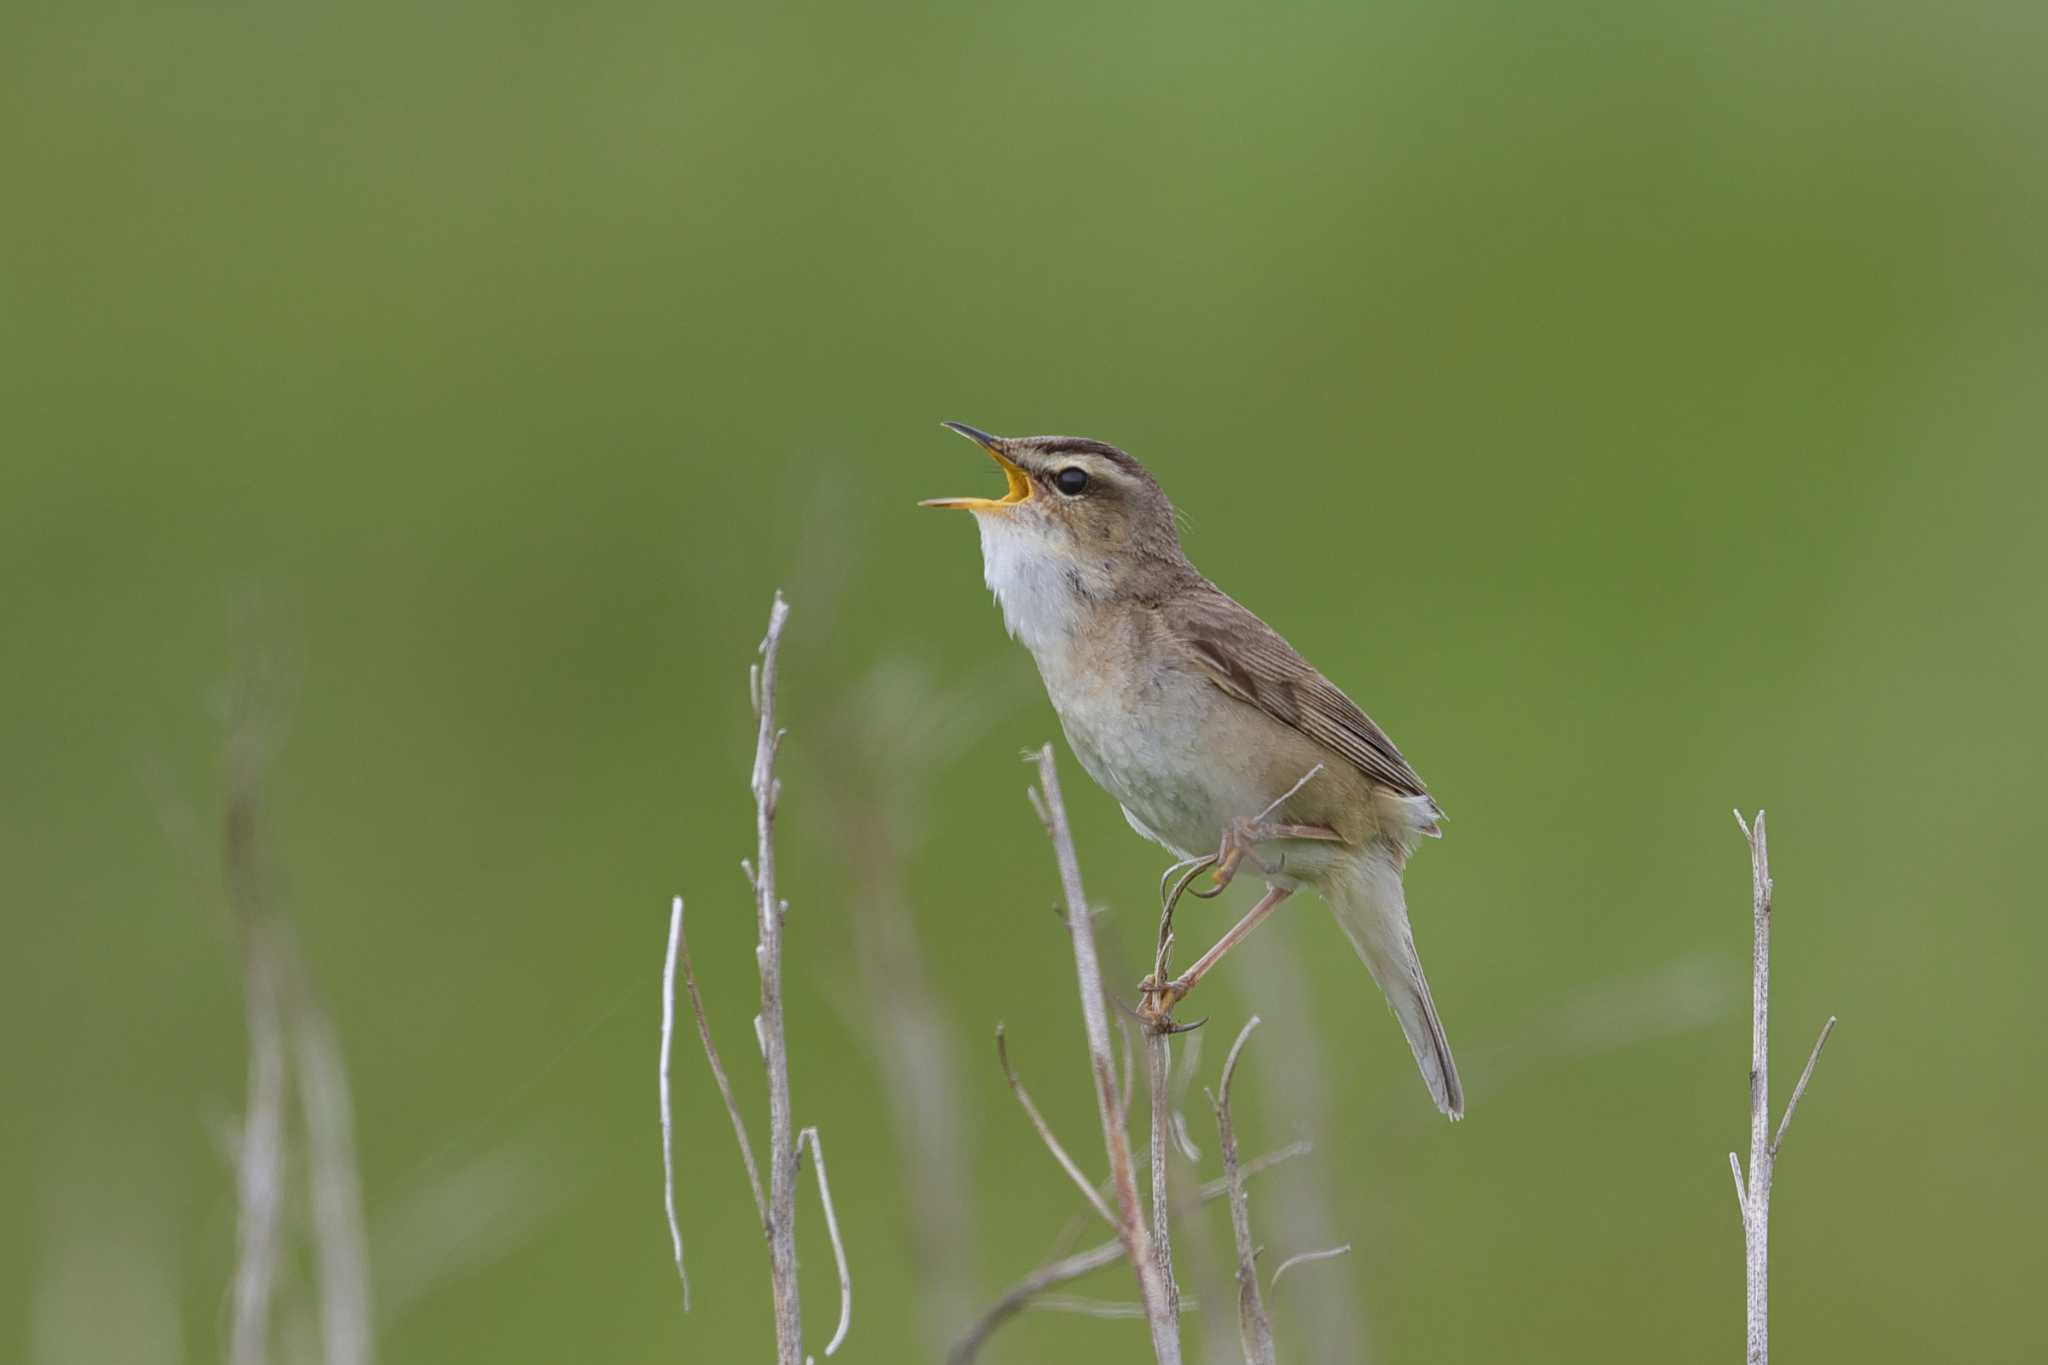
920,422,1033,511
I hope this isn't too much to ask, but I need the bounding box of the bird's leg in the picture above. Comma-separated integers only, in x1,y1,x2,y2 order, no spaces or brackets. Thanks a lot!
1190,819,1345,899
1138,884,1294,1029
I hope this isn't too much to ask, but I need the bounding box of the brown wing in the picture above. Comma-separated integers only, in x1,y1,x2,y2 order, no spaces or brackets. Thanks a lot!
1162,584,1434,801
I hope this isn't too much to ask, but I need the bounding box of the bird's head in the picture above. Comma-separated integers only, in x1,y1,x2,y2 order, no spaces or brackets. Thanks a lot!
920,424,1183,593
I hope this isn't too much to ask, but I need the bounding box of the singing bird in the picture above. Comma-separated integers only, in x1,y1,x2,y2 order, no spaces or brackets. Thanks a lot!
923,423,1463,1118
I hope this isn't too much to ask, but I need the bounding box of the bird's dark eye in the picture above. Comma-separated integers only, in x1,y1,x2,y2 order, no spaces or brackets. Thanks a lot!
1053,467,1089,496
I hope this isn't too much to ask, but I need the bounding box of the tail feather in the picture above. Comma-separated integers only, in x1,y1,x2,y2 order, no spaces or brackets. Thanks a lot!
1325,847,1464,1120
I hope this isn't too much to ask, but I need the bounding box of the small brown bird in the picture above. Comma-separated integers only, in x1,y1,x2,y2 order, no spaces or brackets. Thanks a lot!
924,423,1463,1118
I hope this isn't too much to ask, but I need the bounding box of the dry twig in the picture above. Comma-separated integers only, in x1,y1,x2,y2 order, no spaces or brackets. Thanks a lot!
996,1028,1121,1230
948,1143,1312,1365
295,995,373,1365
948,1242,1128,1365
1030,745,1182,1362
1029,1294,1198,1319
658,899,693,1309
1727,810,1838,1365
1212,1017,1276,1365
1148,1033,1182,1322
1268,1244,1352,1292
798,1127,852,1356
227,916,288,1365
667,593,852,1360
671,898,766,1226
749,593,804,1363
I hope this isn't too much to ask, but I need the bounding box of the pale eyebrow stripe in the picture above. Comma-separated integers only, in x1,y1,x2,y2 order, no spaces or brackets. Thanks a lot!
1044,454,1127,483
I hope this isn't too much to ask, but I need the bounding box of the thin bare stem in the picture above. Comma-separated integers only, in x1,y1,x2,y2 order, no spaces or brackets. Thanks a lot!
220,617,371,1365
1214,1016,1276,1365
948,1243,1128,1364
221,622,298,1365
659,898,692,1309
1032,745,1182,1363
1203,1141,1312,1198
1254,763,1325,822
996,1027,1119,1230
1148,1033,1182,1321
293,992,373,1365
675,899,767,1227
1737,807,1773,1364
1029,1295,1183,1319
1728,809,1837,1365
228,918,288,1365
1269,1245,1351,1292
949,1143,1311,1365
752,593,803,1365
798,1127,852,1357
666,594,854,1358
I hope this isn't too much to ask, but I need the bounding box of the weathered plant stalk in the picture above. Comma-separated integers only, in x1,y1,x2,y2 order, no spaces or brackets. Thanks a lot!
665,592,855,1359
1727,810,1838,1365
949,1142,1312,1364
1148,1032,1181,1323
1030,745,1183,1363
1214,1017,1276,1365
749,593,804,1363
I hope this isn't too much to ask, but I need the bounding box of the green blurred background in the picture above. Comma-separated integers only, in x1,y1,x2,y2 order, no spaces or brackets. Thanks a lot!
4,0,2044,1360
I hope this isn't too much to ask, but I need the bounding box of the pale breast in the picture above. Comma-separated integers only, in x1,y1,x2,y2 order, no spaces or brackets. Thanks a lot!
1034,628,1254,861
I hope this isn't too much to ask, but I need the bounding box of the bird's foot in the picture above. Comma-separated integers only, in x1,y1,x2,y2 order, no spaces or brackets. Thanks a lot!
1134,974,1206,1034
1192,818,1344,899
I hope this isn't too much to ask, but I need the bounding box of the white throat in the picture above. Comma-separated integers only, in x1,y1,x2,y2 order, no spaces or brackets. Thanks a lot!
974,513,1096,658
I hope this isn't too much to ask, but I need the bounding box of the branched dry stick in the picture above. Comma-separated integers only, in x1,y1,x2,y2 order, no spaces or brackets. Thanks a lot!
1029,745,1182,1363
948,1143,1313,1365
668,593,853,1360
1212,1017,1276,1365
1728,810,1838,1365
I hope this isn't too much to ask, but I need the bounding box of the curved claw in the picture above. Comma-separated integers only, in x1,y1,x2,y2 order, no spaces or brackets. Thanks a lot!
1160,1014,1209,1035
1113,993,1152,1024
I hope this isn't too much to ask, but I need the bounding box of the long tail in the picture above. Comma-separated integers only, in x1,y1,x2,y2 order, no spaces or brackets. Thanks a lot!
1324,845,1464,1120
